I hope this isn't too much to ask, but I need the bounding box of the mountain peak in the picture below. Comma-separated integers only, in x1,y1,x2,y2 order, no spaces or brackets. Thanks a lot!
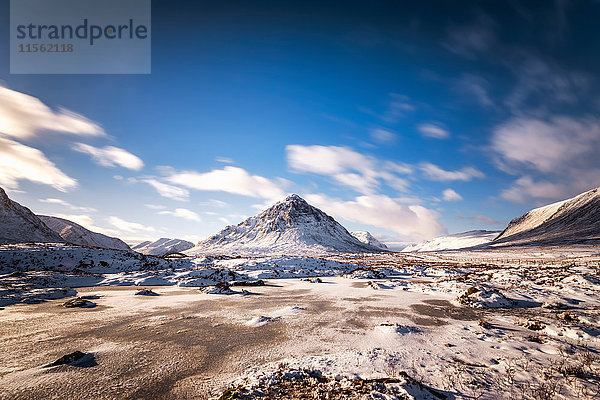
283,193,306,203
188,195,384,255
0,186,64,244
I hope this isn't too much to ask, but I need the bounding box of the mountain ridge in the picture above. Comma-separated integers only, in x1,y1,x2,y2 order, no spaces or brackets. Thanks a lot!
491,186,600,246
0,187,64,244
187,194,385,256
132,237,194,256
38,215,131,251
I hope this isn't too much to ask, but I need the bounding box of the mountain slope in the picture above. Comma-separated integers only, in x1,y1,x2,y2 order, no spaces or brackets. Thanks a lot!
38,215,131,251
0,187,64,244
132,238,194,256
402,230,500,252
493,186,600,246
187,194,384,256
351,231,388,250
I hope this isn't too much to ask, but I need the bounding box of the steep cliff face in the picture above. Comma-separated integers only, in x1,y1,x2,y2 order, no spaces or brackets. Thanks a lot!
0,187,64,244
493,186,600,246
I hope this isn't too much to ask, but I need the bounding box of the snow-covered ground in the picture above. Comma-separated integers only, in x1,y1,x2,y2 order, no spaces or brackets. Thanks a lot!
1,244,599,399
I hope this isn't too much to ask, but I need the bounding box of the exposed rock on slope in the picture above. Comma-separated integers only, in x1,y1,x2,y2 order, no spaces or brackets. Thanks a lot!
402,230,500,252
0,187,64,244
187,194,383,256
351,231,388,250
38,215,131,251
492,185,600,246
132,238,194,256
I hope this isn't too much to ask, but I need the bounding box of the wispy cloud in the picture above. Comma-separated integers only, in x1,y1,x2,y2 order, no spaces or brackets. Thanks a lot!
142,178,189,201
417,123,450,139
167,166,286,201
158,208,201,222
0,136,77,191
442,14,496,59
286,145,410,194
72,143,144,170
381,93,416,123
453,73,494,107
0,85,105,140
492,115,600,203
370,128,397,144
39,198,97,213
108,216,156,233
305,193,445,240
442,188,463,201
505,56,590,111
420,162,484,182
215,156,235,164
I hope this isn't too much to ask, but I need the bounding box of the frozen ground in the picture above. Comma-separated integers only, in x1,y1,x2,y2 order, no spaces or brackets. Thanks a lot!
0,244,599,399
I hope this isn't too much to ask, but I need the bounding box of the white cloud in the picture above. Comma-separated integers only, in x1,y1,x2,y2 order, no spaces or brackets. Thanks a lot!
500,176,568,204
442,188,463,201
72,143,144,170
167,166,286,201
142,178,189,201
492,116,600,173
215,156,234,164
492,115,600,203
0,85,105,140
0,136,77,191
39,198,97,213
305,193,445,240
286,145,410,194
381,93,416,123
145,204,167,210
158,208,201,222
420,162,484,182
370,128,396,144
417,123,450,139
108,216,156,233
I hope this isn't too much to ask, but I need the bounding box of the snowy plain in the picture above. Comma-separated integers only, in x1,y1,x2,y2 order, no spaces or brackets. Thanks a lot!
1,243,599,399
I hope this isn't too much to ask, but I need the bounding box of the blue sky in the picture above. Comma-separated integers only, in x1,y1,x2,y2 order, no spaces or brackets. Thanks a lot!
2,1,600,248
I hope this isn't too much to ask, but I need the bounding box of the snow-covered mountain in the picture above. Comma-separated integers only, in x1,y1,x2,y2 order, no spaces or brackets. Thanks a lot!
493,185,600,246
187,194,384,256
132,238,194,256
0,187,64,244
401,230,500,252
38,215,131,251
351,231,388,250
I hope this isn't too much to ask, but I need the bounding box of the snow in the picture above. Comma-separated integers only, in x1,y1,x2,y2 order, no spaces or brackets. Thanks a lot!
2,245,600,398
186,194,384,256
0,187,64,244
402,230,500,252
493,185,600,246
38,215,131,251
351,231,389,250
131,237,194,256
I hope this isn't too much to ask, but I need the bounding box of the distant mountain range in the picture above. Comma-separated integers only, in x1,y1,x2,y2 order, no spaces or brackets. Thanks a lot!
38,215,131,251
2,184,600,254
401,230,500,252
186,194,384,256
132,238,194,256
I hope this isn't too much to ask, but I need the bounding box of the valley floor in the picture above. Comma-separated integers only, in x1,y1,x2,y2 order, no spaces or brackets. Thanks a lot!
0,246,599,399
